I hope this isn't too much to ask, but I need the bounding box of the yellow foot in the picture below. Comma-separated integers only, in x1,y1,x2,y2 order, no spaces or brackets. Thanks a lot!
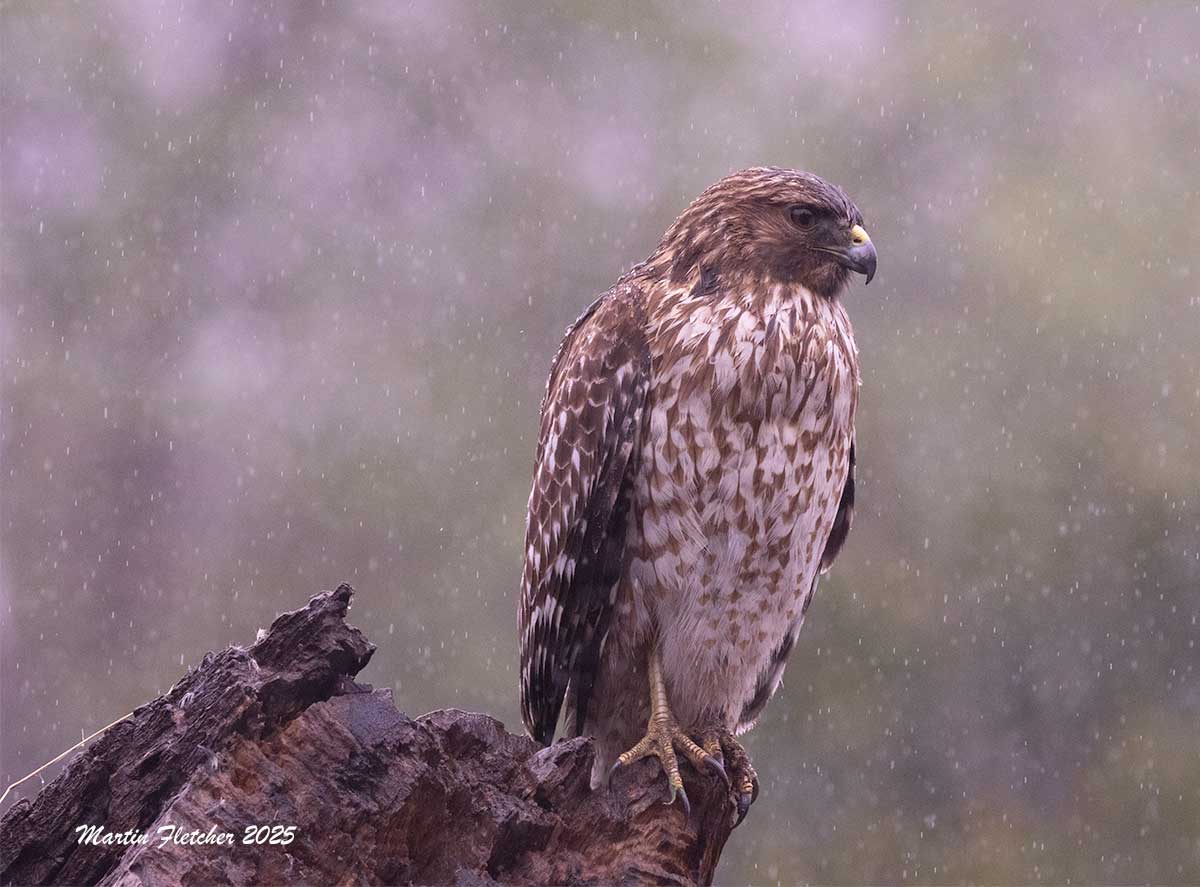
608,718,729,815
702,729,759,827
696,729,758,830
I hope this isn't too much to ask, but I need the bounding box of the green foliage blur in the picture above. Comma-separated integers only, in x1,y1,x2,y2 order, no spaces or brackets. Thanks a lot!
2,2,1197,883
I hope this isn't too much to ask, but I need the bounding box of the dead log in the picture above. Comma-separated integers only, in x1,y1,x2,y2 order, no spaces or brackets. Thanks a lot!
1,585,737,886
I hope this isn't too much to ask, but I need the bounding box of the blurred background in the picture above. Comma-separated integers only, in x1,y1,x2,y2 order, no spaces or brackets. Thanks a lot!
2,2,1198,883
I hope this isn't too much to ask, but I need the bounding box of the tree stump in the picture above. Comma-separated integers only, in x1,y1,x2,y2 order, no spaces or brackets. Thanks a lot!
1,585,737,886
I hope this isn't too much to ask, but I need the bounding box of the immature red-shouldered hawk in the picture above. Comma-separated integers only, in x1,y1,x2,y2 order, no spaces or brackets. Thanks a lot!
519,167,876,824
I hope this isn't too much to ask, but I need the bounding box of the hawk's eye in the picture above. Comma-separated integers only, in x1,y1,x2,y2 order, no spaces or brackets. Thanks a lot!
789,206,816,229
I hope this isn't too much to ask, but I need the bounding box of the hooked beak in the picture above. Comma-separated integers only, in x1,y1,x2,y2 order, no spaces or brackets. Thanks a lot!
816,224,877,285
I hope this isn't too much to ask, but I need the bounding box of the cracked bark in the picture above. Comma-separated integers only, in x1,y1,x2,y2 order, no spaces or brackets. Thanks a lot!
1,585,736,886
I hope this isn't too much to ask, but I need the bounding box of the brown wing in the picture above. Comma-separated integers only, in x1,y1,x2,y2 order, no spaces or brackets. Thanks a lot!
519,285,649,745
820,439,855,572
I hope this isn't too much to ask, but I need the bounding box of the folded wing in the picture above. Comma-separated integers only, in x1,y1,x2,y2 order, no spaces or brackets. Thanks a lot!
519,287,650,744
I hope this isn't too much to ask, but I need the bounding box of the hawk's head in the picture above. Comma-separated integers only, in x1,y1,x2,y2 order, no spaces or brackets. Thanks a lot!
653,167,877,298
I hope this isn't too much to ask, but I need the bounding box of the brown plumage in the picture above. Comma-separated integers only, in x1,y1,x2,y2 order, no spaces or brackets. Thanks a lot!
519,167,876,819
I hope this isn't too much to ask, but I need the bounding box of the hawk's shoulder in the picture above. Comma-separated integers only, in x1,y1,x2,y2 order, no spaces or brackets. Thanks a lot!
538,284,648,438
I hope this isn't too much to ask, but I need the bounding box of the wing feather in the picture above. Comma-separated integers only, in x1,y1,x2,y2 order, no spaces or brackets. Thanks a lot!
819,439,855,573
519,286,649,744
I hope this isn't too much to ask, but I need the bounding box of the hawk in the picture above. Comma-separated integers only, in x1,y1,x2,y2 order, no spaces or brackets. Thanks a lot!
519,167,876,823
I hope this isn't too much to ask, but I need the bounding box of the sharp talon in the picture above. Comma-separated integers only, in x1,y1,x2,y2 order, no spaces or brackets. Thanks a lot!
704,755,730,787
751,778,760,804
677,785,691,817
735,791,753,827
664,780,677,807
606,760,623,788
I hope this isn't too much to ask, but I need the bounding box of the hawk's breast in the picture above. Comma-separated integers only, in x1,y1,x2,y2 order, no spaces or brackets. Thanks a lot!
623,282,858,727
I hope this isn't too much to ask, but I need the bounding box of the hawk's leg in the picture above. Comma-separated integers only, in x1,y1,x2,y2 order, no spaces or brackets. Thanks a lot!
701,728,759,827
608,647,728,814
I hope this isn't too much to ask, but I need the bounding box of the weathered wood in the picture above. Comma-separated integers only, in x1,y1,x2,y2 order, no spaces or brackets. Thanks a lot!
1,585,736,886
